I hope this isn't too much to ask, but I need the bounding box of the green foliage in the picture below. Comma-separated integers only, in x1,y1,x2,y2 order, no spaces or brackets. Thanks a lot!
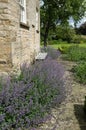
58,46,70,54
17,72,24,81
78,22,86,35
52,32,86,45
56,25,76,43
0,55,65,129
80,35,86,44
72,62,86,84
41,0,86,46
41,0,58,46
72,35,86,44
48,40,68,45
72,35,81,43
65,45,86,61
32,77,58,107
48,40,59,45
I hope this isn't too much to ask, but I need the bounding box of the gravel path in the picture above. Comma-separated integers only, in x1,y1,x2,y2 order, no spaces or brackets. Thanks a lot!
36,59,86,130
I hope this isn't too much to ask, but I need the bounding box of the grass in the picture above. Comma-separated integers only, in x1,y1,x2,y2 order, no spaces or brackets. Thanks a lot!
49,41,86,85
64,45,86,61
50,43,86,49
41,40,86,52
49,40,86,113
72,62,86,84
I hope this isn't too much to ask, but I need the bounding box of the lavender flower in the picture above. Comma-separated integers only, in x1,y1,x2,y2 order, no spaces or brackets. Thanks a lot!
47,46,61,59
0,47,65,129
0,114,5,123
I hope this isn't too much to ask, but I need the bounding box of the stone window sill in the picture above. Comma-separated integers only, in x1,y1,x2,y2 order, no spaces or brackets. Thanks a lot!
20,22,30,30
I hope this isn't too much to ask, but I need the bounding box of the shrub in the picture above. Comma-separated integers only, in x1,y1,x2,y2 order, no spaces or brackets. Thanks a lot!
65,45,86,61
72,34,86,44
56,25,76,43
48,40,58,45
48,40,68,45
58,45,70,54
72,62,86,84
0,56,65,129
80,35,86,44
72,35,81,44
78,21,86,35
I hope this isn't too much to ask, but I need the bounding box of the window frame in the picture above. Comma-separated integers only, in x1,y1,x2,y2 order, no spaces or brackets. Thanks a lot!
36,7,39,32
19,0,27,24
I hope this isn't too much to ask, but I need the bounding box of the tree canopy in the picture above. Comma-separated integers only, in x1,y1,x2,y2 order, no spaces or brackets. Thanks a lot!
41,0,86,46
78,21,86,35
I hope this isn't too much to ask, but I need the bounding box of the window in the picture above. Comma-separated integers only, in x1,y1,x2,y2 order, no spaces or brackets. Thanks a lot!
19,0,27,24
36,8,39,31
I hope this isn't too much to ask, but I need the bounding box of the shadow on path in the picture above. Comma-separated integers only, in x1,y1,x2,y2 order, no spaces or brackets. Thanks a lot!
74,104,86,130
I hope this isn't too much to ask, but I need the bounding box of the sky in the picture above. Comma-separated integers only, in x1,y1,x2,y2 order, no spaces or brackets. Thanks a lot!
69,17,86,27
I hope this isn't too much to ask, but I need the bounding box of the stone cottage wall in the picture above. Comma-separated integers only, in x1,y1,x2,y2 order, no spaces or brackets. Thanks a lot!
0,0,40,68
35,0,40,54
0,0,11,64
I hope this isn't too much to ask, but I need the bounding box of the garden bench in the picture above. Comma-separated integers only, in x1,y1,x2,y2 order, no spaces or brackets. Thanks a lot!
35,52,47,60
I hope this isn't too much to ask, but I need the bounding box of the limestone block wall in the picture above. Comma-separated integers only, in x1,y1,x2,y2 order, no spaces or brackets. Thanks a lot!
0,0,11,64
27,0,40,62
8,0,21,66
0,0,40,68
35,0,40,54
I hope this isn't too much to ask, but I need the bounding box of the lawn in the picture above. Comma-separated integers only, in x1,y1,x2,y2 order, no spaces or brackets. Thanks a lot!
50,42,86,120
50,42,86,49
49,42,86,85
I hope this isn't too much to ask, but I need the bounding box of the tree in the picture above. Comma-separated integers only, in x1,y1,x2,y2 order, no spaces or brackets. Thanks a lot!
56,25,76,43
41,0,86,47
78,21,86,35
41,0,58,47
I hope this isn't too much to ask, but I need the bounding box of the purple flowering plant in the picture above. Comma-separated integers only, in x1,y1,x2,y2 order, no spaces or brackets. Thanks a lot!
0,48,65,129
